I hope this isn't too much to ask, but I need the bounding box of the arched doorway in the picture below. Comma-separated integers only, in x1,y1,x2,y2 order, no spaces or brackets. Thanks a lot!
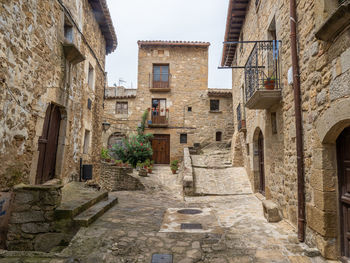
258,131,265,195
36,104,61,184
337,127,350,258
108,132,125,148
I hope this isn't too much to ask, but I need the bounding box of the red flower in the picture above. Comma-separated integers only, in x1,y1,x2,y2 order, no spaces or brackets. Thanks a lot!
140,143,143,146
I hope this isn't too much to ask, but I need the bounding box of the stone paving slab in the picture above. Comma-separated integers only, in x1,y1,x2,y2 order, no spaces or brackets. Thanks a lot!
194,167,253,195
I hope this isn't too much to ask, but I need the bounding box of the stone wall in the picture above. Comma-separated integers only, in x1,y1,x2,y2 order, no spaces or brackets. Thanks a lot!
100,163,144,191
6,183,65,252
227,0,350,259
103,44,234,161
0,0,114,188
182,148,194,196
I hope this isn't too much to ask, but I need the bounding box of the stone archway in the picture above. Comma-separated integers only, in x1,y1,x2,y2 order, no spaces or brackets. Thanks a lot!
311,98,350,259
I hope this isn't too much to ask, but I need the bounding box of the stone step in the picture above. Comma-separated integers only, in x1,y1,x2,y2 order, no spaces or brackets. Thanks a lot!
73,195,118,227
55,190,108,220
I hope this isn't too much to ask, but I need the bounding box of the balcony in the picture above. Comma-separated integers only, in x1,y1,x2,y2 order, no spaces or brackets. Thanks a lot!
244,41,282,110
148,110,169,128
237,103,246,132
149,73,172,92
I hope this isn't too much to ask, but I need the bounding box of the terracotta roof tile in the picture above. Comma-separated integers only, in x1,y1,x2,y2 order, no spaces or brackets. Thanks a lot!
88,0,118,54
138,40,210,47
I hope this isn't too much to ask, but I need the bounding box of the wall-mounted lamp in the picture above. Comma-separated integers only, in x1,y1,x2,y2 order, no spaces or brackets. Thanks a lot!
102,121,111,131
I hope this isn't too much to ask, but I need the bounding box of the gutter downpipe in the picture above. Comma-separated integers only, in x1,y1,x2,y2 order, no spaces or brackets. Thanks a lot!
290,0,305,242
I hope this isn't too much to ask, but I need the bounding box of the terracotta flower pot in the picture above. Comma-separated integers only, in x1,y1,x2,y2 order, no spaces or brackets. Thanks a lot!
264,79,275,90
171,169,177,174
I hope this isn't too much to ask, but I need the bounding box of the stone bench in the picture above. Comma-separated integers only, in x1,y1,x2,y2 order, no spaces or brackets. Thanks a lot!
262,200,281,222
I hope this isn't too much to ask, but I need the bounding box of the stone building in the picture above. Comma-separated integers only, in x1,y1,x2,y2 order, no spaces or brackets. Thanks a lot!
0,0,117,188
103,41,234,163
221,0,350,260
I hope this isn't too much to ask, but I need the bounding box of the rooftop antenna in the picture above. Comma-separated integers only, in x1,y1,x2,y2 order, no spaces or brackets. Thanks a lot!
118,78,126,86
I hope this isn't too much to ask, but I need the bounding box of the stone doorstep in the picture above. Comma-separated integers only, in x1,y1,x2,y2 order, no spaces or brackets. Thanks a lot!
55,190,108,220
73,195,118,227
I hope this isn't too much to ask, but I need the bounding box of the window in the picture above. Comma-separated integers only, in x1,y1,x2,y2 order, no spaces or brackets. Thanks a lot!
153,64,169,89
188,107,192,112
83,130,90,154
210,100,220,111
216,131,222,142
116,102,128,115
180,134,187,144
88,63,94,90
64,17,73,43
271,112,277,134
87,98,92,110
152,99,166,116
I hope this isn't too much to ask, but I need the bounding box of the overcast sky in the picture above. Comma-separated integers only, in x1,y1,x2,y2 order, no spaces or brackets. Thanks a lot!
105,0,232,89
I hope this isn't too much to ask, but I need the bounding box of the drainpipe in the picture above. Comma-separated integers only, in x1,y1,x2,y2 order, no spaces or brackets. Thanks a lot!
290,0,305,242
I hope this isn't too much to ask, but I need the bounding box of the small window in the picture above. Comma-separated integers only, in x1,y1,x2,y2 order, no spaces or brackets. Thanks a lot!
271,112,277,134
88,64,94,90
188,107,192,112
87,98,92,110
180,134,187,144
83,130,90,154
64,17,73,43
246,143,250,155
216,131,222,142
116,102,128,115
210,100,220,111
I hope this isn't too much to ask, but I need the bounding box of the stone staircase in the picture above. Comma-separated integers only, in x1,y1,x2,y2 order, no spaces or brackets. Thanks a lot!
55,182,118,227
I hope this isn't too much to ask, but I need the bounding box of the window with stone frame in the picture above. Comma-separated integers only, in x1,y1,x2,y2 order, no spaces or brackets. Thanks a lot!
180,134,187,144
210,100,220,111
88,63,95,90
83,130,91,154
64,16,73,43
116,102,128,115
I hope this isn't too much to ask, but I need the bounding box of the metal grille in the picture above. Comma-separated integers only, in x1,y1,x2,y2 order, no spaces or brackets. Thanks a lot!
244,40,281,102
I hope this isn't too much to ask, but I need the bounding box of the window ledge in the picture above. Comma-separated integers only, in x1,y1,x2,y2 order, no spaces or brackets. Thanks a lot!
209,110,222,113
62,42,85,64
315,1,350,41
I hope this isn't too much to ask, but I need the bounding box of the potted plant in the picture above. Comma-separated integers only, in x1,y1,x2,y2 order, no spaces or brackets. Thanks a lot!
138,162,148,177
115,160,123,167
170,160,179,174
136,161,143,171
101,148,111,163
264,76,276,90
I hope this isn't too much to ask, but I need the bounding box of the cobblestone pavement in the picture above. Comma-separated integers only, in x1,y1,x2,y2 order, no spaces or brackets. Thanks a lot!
0,165,339,263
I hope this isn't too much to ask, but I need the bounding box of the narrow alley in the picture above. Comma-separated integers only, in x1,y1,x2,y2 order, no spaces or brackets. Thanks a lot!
0,161,336,263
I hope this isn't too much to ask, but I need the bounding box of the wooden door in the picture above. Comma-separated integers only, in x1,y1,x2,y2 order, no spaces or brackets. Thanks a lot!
216,132,222,142
36,104,61,184
258,131,265,195
337,127,350,258
152,135,170,164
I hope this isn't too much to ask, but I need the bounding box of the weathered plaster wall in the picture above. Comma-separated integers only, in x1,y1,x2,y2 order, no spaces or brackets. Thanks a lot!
0,0,108,188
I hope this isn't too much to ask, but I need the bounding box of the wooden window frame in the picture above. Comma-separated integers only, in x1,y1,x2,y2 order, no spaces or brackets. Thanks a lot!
116,101,128,115
210,100,220,111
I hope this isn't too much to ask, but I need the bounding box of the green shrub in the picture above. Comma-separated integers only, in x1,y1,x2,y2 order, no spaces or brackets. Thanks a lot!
170,160,179,171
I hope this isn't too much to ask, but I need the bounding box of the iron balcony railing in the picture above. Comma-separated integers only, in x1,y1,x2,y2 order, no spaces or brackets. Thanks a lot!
244,40,282,102
148,109,169,127
149,73,172,90
237,103,246,132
